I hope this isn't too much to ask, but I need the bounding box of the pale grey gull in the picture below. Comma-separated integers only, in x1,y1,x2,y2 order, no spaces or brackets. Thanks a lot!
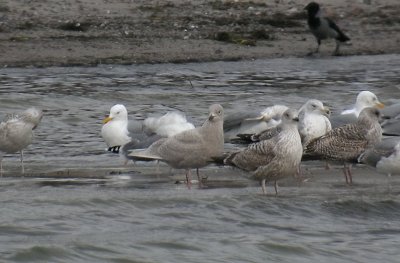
0,107,43,174
298,99,331,147
304,107,382,184
224,108,303,195
129,104,224,188
358,137,400,177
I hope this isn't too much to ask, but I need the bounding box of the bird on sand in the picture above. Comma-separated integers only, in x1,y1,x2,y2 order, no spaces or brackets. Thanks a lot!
358,137,400,177
129,104,224,188
330,91,384,128
0,107,43,174
304,107,382,184
224,109,303,195
304,2,350,55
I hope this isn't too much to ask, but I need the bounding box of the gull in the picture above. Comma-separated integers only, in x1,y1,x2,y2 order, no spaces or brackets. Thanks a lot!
224,109,303,195
298,99,331,147
239,99,331,146
358,137,400,177
101,104,195,154
0,107,43,174
224,105,288,142
330,91,384,128
304,107,382,184
304,2,350,55
129,104,224,188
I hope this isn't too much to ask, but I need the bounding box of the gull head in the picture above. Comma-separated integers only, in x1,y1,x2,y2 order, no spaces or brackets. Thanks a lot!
208,104,224,122
23,107,43,129
103,104,128,124
356,91,384,113
302,99,330,117
282,108,299,125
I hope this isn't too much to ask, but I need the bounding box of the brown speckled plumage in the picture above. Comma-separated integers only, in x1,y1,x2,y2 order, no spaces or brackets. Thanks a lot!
304,107,382,184
225,109,303,194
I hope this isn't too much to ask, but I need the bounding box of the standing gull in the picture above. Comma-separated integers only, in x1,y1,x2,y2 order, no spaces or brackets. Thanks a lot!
0,107,43,174
129,104,224,188
224,109,303,195
304,107,382,184
101,104,132,153
304,2,350,55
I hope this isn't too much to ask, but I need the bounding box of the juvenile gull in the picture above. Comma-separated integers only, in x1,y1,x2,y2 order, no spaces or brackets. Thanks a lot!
304,2,350,55
224,105,288,142
330,91,384,128
224,109,303,195
304,107,382,184
129,104,224,188
0,107,43,174
358,137,400,177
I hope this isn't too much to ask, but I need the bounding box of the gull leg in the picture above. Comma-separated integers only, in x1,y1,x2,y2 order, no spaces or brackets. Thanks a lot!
347,165,353,185
315,39,321,53
333,41,340,56
325,161,331,170
185,169,192,189
196,168,203,189
261,179,267,195
20,150,25,174
274,181,279,196
343,165,349,185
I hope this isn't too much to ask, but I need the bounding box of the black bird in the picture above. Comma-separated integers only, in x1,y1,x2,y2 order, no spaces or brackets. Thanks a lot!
304,2,350,55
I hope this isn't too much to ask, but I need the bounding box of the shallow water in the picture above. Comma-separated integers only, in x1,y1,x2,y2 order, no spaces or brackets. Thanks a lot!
0,54,400,262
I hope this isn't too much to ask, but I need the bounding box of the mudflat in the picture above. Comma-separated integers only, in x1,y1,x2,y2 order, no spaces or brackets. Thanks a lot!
1,0,399,67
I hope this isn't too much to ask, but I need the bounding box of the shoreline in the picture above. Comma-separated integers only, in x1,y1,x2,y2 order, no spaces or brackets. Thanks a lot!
1,0,399,68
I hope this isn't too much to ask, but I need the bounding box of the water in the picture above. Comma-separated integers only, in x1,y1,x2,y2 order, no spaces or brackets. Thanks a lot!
0,54,399,262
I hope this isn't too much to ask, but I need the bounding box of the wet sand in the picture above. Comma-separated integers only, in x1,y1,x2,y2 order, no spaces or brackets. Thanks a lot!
1,0,400,67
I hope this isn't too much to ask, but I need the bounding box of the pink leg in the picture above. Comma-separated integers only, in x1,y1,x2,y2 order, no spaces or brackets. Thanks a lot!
274,181,279,196
196,168,203,189
261,179,267,195
185,169,192,189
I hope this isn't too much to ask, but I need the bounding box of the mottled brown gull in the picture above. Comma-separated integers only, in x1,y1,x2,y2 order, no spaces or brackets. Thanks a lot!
224,109,303,195
129,104,224,188
0,107,43,174
304,107,382,184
